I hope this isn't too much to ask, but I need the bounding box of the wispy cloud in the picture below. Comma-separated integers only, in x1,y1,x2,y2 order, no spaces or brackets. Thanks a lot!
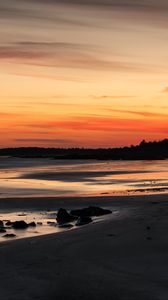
105,109,168,118
0,112,23,117
92,95,136,100
15,138,71,144
20,0,168,11
0,41,156,73
0,1,86,26
0,0,167,80
15,115,168,134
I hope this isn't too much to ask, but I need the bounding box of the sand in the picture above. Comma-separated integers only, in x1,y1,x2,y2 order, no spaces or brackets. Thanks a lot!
0,193,168,299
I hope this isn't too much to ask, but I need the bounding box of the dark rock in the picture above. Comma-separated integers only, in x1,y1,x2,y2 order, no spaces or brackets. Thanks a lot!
47,221,56,226
37,222,43,225
0,220,4,227
28,222,36,227
12,221,28,229
76,216,92,226
58,224,73,229
0,228,6,233
71,206,112,217
56,208,77,224
18,213,27,216
6,221,13,226
3,234,16,238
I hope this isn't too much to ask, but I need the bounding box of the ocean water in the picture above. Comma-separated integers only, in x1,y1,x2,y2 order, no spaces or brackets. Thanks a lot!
0,157,168,198
0,157,167,241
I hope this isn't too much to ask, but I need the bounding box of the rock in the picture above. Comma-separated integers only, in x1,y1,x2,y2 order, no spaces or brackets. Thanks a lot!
28,222,36,227
37,222,43,225
12,221,28,229
58,224,73,229
56,208,77,224
0,228,6,233
18,213,27,216
0,220,4,227
71,206,112,217
3,234,16,238
47,221,56,225
6,221,13,226
76,216,92,226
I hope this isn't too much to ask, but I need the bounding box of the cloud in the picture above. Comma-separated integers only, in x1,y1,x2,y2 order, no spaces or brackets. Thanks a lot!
0,112,22,117
0,1,167,77
0,1,85,26
16,115,168,134
16,41,82,49
105,109,168,118
15,138,71,143
1,0,168,31
0,41,154,73
92,95,136,100
0,46,45,60
26,102,76,107
26,0,168,11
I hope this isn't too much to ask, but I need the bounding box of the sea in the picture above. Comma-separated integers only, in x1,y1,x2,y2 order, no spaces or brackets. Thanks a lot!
0,157,167,241
0,157,168,198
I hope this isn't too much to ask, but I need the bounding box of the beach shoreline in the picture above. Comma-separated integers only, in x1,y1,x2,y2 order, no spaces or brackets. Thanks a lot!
0,192,168,211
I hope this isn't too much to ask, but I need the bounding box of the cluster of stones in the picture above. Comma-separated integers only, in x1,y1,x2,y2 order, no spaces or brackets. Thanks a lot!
0,220,36,238
56,206,112,227
0,206,112,239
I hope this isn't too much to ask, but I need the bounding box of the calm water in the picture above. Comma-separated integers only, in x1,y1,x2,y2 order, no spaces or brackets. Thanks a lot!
0,210,67,242
0,157,168,198
0,157,167,241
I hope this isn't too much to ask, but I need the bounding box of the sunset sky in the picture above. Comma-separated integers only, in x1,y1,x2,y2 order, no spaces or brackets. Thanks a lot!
1,0,168,148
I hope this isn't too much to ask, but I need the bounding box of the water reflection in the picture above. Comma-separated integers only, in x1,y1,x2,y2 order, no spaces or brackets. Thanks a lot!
0,211,66,241
0,157,168,197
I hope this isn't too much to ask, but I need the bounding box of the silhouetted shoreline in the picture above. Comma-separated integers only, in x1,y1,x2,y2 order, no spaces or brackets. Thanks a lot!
0,139,168,160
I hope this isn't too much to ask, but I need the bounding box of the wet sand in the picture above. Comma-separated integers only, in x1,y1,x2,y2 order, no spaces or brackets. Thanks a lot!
0,193,168,299
0,193,168,211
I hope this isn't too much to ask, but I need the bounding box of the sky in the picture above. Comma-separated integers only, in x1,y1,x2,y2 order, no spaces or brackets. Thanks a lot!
1,0,168,148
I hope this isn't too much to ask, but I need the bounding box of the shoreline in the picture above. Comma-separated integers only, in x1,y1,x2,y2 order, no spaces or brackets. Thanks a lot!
0,193,167,244
0,192,168,211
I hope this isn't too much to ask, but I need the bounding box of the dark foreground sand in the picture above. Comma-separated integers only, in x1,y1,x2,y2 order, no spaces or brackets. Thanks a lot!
0,194,168,300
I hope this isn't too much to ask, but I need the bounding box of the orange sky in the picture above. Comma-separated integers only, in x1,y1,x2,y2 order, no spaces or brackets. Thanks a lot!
1,0,168,148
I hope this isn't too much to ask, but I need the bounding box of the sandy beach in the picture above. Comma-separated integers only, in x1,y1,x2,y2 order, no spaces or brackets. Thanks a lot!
0,193,168,299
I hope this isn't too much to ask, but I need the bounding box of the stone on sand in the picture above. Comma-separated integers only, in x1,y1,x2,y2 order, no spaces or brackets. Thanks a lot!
71,206,112,217
56,208,77,224
76,216,92,226
3,233,16,238
12,221,29,229
28,222,36,227
0,220,4,227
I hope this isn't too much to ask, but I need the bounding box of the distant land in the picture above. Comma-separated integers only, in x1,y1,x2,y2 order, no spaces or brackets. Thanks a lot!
0,139,168,160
